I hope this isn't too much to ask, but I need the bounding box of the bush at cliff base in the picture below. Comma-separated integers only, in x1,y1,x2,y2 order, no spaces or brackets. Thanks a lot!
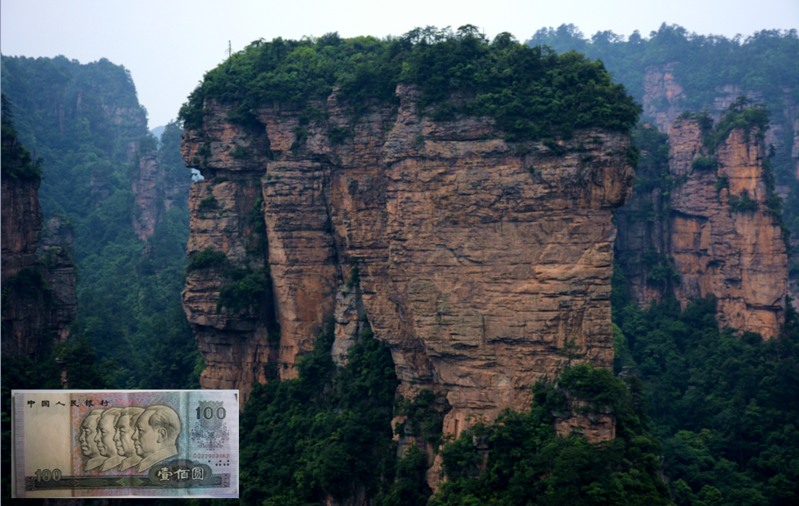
239,322,404,505
431,365,672,506
235,314,671,506
612,268,799,506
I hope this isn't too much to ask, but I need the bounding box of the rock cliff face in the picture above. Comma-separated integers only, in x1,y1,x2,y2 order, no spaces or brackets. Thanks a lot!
642,65,799,159
615,118,788,338
182,85,634,437
132,128,192,241
132,149,162,240
1,176,77,359
642,63,686,134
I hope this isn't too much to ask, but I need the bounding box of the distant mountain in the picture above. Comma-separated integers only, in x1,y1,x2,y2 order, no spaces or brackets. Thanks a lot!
1,55,199,389
150,124,166,140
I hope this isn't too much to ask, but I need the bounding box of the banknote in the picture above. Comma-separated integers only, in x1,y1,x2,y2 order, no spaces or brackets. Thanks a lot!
11,390,239,498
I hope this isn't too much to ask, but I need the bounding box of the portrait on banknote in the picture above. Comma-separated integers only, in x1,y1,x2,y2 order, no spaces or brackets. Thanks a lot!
11,390,239,498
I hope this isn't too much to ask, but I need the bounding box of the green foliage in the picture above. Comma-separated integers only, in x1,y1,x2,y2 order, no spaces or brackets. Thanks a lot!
187,247,228,271
196,143,211,165
137,133,158,153
378,445,432,506
394,388,447,450
3,56,198,389
647,263,681,288
431,364,671,505
346,262,361,289
249,196,266,234
702,98,770,153
329,126,353,144
612,283,799,505
728,189,759,213
138,303,204,389
691,156,717,172
217,268,270,312
1,94,44,180
543,139,567,156
240,323,400,504
179,27,640,141
713,176,729,193
1,266,52,304
229,145,250,159
290,126,308,153
197,194,218,210
626,143,640,168
630,123,671,193
632,199,656,223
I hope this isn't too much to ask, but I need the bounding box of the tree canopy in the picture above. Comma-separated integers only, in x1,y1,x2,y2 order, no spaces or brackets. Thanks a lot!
179,26,641,141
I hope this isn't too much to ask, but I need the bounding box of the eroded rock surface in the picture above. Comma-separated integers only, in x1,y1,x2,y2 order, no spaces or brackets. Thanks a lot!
182,85,634,436
616,118,788,338
643,63,686,133
1,176,77,359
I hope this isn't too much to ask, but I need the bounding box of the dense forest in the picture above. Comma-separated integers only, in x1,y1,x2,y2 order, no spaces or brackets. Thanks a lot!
3,23,799,506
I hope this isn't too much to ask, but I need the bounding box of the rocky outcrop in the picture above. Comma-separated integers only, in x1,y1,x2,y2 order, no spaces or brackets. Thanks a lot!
642,67,799,178
1,178,77,359
555,397,615,442
643,63,686,133
616,118,788,338
182,85,634,438
132,124,192,240
671,123,787,337
132,149,162,240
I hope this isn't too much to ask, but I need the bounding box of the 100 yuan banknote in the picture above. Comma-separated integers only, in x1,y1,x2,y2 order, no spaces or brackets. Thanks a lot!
12,390,239,498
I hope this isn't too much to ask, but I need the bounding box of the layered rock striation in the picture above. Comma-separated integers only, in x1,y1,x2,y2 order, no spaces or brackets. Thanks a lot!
615,118,788,338
132,124,193,241
1,177,77,359
182,85,634,435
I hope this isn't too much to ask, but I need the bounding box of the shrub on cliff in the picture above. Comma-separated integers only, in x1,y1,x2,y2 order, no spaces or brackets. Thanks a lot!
702,97,770,153
728,189,759,213
187,247,228,270
691,156,717,172
217,268,270,312
431,364,671,506
179,26,640,141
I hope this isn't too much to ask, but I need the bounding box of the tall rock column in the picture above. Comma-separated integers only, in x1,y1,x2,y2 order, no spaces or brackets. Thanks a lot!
2,165,76,359
667,119,788,337
181,100,276,402
182,86,635,438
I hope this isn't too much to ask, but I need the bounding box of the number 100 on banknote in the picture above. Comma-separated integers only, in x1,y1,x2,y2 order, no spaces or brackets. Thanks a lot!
12,390,239,498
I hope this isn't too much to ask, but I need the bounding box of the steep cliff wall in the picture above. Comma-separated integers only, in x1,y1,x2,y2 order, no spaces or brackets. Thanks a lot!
642,63,686,134
1,176,77,359
132,149,162,240
2,95,77,360
615,117,788,338
132,123,193,240
182,84,634,438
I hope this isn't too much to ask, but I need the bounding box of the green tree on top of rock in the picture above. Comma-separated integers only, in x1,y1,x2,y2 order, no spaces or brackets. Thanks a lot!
179,26,641,141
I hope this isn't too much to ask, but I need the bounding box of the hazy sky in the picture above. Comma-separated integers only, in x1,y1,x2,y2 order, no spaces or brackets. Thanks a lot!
2,0,797,128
